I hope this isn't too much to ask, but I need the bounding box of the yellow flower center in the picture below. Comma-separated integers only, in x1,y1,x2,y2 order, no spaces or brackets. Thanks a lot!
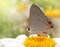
45,9,60,18
24,36,56,47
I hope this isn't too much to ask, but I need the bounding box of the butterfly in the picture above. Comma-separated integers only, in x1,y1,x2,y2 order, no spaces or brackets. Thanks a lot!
27,4,54,36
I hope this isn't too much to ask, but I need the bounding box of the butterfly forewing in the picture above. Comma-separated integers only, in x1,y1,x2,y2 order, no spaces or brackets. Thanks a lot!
30,4,50,32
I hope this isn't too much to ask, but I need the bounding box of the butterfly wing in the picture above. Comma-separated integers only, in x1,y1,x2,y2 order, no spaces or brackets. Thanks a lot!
29,4,52,32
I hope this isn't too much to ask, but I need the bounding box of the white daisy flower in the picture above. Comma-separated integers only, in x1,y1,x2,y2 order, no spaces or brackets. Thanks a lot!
17,34,60,47
0,34,60,47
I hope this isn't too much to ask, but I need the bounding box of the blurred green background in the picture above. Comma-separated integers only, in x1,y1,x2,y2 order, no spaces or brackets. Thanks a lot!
0,0,60,38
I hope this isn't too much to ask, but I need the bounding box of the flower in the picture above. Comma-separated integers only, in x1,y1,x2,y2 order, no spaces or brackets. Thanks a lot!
16,34,60,47
0,34,60,47
45,9,60,18
16,3,28,12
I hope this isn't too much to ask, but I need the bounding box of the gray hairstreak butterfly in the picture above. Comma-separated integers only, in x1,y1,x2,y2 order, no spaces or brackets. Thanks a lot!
27,4,54,36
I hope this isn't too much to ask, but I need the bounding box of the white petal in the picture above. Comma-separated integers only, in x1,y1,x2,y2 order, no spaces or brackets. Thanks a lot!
0,38,25,47
54,38,60,47
16,34,27,40
29,34,38,37
4,43,25,47
54,38,60,43
55,44,60,47
16,34,27,44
